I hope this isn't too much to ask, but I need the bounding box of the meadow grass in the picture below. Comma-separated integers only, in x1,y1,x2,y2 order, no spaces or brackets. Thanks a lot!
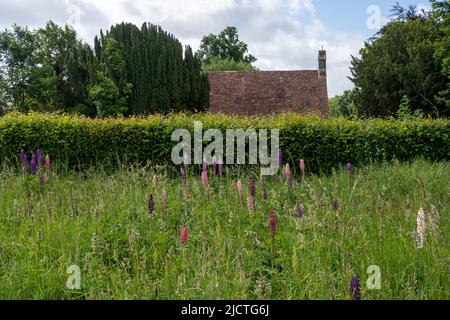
0,159,448,300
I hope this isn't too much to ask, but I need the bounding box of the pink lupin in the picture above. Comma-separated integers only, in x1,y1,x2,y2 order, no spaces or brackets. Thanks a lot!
237,180,243,199
183,152,189,174
45,154,51,172
217,156,223,178
246,196,255,213
183,180,190,200
201,170,209,190
299,159,305,182
285,163,291,187
181,226,189,244
218,163,223,178
212,156,217,175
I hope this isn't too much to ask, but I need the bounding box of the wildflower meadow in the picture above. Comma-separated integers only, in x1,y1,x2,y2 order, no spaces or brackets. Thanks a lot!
0,152,448,300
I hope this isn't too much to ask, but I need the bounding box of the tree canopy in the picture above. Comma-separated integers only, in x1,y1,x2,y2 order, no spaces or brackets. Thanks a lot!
198,27,257,71
203,57,257,72
0,21,210,117
349,2,449,118
0,24,51,112
95,23,209,114
430,0,450,110
328,89,358,118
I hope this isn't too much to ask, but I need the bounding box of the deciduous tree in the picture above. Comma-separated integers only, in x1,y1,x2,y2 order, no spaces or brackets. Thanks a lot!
198,27,257,67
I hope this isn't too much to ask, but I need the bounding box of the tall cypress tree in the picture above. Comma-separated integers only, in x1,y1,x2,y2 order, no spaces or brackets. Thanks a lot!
96,22,209,114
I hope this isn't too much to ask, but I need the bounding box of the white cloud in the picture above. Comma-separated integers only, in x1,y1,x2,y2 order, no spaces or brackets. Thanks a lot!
0,0,364,96
299,0,316,15
416,3,431,14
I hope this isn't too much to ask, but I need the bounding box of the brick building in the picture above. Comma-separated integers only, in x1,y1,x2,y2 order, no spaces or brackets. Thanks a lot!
208,50,329,116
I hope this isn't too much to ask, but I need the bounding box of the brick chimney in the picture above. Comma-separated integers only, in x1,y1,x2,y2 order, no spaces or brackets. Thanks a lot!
318,49,327,78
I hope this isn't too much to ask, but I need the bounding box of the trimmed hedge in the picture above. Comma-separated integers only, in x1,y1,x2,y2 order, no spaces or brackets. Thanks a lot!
0,112,449,173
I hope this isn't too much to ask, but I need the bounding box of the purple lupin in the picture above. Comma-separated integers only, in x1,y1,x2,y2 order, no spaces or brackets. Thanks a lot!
31,153,37,175
347,163,354,173
261,176,268,201
148,193,155,216
350,275,362,300
278,148,283,167
37,149,43,168
295,202,304,218
250,176,256,197
20,149,31,172
332,200,338,211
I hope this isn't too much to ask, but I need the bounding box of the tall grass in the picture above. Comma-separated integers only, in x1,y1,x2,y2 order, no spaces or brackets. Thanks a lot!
0,159,448,299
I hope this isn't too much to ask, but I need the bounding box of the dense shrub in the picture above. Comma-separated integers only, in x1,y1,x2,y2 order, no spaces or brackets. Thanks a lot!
0,112,448,173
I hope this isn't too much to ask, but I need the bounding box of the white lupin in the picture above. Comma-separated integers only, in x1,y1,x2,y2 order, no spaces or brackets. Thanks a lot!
416,208,426,249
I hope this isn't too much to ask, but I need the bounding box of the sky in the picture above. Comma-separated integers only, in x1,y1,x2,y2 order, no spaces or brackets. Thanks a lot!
0,0,432,96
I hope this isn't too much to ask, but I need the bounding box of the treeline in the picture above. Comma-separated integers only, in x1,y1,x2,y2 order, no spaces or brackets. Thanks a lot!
0,21,209,117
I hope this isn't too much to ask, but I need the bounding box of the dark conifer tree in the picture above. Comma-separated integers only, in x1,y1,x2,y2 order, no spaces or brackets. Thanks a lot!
96,22,209,114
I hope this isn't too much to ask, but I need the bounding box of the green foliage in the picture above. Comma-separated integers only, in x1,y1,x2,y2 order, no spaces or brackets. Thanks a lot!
430,0,450,110
0,86,7,115
350,4,449,117
0,22,97,115
396,95,425,120
89,38,131,117
1,21,209,117
328,89,358,118
37,21,97,115
101,38,126,83
0,160,448,299
204,57,257,72
97,23,209,114
0,24,53,112
198,26,257,67
88,72,128,118
0,113,448,173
